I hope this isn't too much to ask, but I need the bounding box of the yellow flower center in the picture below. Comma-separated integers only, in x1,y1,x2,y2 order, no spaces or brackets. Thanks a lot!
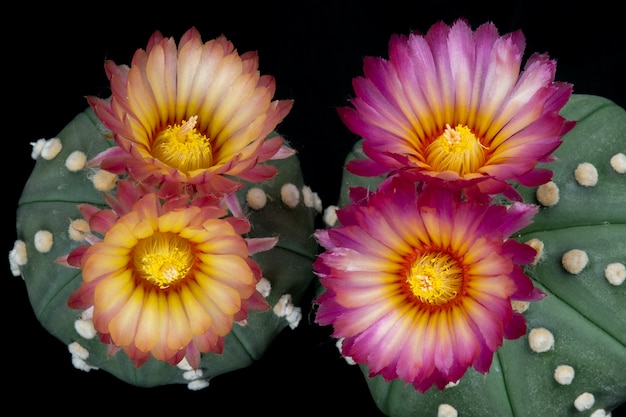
152,115,213,172
133,232,195,289
425,123,487,175
407,250,464,305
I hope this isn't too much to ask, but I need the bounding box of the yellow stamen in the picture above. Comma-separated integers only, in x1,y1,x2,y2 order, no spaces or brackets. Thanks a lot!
425,123,487,175
407,251,463,305
151,115,213,172
133,232,194,289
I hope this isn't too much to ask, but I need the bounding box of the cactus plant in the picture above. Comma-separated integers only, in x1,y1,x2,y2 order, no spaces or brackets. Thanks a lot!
12,106,319,388
332,94,626,416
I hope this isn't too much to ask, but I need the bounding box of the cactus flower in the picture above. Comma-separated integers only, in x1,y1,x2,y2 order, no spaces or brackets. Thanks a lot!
313,176,544,393
339,19,575,201
58,181,276,370
87,27,294,198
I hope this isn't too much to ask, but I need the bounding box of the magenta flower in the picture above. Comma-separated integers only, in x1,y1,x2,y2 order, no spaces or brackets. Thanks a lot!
339,19,575,200
313,176,544,392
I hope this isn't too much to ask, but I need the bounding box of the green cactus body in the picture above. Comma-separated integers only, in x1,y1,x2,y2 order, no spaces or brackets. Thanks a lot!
337,94,626,416
13,107,319,388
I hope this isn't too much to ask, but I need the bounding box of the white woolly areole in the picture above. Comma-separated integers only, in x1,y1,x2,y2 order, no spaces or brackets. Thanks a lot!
335,338,356,365
562,249,589,274
246,187,267,210
590,409,607,417
69,219,91,241
41,138,63,160
323,205,339,226
65,150,87,172
74,318,97,339
8,240,28,277
437,404,458,417
68,341,90,360
31,138,46,159
72,356,98,372
511,300,530,313
525,238,544,265
91,169,118,192
605,262,626,286
536,181,559,207
176,357,193,371
280,183,300,208
574,162,598,186
273,293,294,317
187,379,210,391
286,306,302,329
554,364,575,385
183,369,203,381
528,327,554,353
574,392,595,411
34,230,54,253
610,152,626,174
302,185,315,208
256,277,272,297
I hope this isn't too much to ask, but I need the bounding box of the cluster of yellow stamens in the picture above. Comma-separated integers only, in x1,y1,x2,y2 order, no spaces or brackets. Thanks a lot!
407,250,464,305
133,232,195,289
425,123,487,175
151,115,213,172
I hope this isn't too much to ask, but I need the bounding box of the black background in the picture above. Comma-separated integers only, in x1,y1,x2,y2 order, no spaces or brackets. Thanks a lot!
6,1,625,415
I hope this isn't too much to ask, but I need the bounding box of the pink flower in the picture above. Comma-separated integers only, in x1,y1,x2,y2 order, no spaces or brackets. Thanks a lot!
339,19,575,200
314,176,544,392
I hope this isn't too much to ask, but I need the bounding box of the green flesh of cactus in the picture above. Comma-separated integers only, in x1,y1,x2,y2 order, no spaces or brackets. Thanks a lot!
14,107,319,388
337,94,626,417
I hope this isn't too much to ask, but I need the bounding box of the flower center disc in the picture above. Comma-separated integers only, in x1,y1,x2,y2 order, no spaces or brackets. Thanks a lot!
134,232,195,289
152,115,213,172
425,123,486,175
407,250,464,305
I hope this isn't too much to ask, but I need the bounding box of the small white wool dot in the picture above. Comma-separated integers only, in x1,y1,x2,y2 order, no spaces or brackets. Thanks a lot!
562,249,589,274
176,357,193,371
536,181,560,207
610,153,626,174
273,293,294,317
74,318,97,339
187,379,210,391
183,369,203,381
246,187,267,210
80,306,94,321
34,230,54,253
41,138,63,160
437,404,458,417
91,169,118,192
511,300,530,313
574,392,595,411
575,162,598,186
528,327,554,353
235,319,249,327
445,380,460,389
286,306,302,329
30,138,46,159
280,183,300,208
68,219,91,242
8,240,28,277
302,185,315,208
554,364,575,385
336,338,356,365
590,409,607,417
525,238,544,264
65,150,87,172
313,192,323,213
605,262,626,286
71,356,98,372
68,342,89,360
256,277,272,297
323,205,339,226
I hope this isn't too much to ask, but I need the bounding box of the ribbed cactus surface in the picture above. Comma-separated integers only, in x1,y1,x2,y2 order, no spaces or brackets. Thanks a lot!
14,107,319,388
337,94,626,417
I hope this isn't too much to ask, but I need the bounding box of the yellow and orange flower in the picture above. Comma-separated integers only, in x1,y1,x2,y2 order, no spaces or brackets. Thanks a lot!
339,19,575,200
60,180,276,368
313,176,544,392
87,27,294,197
